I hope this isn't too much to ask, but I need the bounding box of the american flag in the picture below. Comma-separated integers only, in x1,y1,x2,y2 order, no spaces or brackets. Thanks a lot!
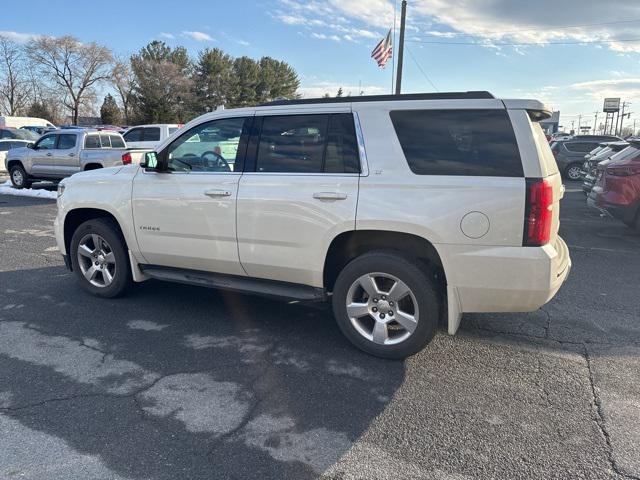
371,30,393,68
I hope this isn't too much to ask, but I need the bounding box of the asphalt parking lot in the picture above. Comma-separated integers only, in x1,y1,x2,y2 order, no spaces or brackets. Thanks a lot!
1,184,639,480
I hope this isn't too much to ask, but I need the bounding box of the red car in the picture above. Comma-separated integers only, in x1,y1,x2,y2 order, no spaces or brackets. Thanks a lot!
589,143,640,230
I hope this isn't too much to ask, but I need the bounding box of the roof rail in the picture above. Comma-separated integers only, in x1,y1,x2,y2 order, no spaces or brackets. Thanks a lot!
259,91,494,107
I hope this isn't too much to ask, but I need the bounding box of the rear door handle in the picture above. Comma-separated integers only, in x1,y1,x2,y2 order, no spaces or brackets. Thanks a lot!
68,152,75,157
313,192,348,200
46,152,52,156
204,189,232,197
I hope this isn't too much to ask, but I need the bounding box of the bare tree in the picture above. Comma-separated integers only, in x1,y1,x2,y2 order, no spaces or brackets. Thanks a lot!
0,35,30,115
112,58,136,124
26,36,113,125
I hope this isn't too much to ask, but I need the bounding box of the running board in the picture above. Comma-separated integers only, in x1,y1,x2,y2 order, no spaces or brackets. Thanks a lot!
139,265,326,302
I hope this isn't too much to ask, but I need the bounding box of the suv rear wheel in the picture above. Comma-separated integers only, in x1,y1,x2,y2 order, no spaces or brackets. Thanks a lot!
9,164,31,189
332,251,439,359
565,163,583,181
69,218,131,298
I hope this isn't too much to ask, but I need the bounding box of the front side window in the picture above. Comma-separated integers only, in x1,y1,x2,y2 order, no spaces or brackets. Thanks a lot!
165,117,248,173
57,134,77,150
123,128,142,142
390,109,523,177
143,127,160,142
36,135,57,150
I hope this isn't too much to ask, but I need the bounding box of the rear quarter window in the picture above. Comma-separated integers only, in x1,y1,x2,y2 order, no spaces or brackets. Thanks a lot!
84,135,100,149
110,135,125,148
390,109,523,177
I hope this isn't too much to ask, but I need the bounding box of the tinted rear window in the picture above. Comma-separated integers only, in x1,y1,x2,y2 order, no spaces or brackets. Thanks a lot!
57,134,77,150
564,142,597,153
85,135,100,149
110,135,125,148
390,109,523,177
123,128,142,142
143,127,160,141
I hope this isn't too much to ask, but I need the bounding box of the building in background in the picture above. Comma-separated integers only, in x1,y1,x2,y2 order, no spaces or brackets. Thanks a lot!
540,111,560,134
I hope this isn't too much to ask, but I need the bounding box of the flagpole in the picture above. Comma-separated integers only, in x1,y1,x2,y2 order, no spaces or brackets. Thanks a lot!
391,1,397,94
395,0,407,95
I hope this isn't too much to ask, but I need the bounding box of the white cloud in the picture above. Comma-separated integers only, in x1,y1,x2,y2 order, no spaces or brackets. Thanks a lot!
0,30,41,43
311,33,341,42
570,78,640,102
160,32,175,39
182,31,214,42
237,39,250,46
274,0,640,53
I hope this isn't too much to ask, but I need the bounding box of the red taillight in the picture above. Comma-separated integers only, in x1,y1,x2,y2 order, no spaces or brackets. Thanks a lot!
122,152,132,165
523,179,553,246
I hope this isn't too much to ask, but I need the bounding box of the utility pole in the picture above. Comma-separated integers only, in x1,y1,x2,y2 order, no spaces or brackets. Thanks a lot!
577,114,582,132
620,103,631,136
593,111,599,133
395,0,407,95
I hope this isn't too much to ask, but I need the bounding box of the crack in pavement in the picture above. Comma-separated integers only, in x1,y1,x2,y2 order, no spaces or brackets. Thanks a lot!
583,344,640,480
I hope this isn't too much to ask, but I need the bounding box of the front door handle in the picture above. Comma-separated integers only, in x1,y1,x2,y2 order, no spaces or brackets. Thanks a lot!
313,192,348,201
68,152,75,157
46,152,52,156
204,189,232,197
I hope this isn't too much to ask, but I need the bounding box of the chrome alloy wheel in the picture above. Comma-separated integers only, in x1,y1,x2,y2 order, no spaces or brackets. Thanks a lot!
76,234,116,288
11,168,24,187
345,272,419,345
567,165,582,180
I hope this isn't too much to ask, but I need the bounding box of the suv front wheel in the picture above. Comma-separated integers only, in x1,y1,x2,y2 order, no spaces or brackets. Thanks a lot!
332,251,440,359
69,218,131,298
565,163,583,181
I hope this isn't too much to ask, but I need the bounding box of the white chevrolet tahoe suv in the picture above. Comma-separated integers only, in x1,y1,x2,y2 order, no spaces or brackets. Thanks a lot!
54,92,571,358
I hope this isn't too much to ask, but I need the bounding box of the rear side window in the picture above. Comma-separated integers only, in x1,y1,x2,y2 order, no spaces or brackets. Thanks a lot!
57,134,77,150
390,109,524,177
110,135,125,148
123,128,142,142
0,143,10,151
100,134,111,148
143,127,160,141
256,115,328,173
564,142,596,153
85,135,100,149
168,127,179,135
254,113,360,173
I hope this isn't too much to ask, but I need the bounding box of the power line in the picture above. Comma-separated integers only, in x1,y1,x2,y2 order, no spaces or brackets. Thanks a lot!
406,48,439,92
407,37,640,47
417,17,640,38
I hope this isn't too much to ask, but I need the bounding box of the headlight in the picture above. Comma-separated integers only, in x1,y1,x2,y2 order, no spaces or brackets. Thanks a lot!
57,184,65,197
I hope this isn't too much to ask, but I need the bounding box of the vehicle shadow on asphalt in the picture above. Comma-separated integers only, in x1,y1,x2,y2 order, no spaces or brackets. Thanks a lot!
0,266,405,479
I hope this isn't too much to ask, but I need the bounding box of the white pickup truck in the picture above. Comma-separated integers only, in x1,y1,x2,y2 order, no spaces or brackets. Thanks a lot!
4,129,148,188
122,124,181,149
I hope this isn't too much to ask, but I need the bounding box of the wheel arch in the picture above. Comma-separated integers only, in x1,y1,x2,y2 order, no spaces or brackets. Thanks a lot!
63,208,128,260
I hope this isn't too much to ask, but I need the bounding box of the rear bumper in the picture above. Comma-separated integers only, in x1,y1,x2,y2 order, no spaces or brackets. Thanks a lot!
442,236,571,316
589,186,639,222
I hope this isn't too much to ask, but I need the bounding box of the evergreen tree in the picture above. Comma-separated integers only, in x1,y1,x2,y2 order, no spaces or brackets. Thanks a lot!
256,57,300,103
229,56,260,107
336,87,344,97
193,48,234,113
100,94,121,124
131,41,194,123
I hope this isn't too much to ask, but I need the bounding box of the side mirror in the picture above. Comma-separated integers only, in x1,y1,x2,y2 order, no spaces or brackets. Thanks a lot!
141,151,158,170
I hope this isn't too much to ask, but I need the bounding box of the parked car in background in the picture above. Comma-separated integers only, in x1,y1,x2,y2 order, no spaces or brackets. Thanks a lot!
122,124,181,149
0,128,39,141
4,129,148,189
21,125,58,136
0,139,32,172
54,91,570,358
589,142,640,230
0,116,55,130
581,141,628,195
551,134,622,180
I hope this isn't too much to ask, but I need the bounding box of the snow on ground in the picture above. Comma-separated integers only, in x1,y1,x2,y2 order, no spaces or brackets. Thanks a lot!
0,180,57,199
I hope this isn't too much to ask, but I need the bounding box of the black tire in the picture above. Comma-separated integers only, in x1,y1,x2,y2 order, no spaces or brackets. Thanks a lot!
332,251,440,359
9,164,31,189
69,218,131,298
565,163,583,181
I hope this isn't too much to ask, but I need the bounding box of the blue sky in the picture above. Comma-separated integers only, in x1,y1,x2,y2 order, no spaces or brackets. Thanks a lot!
3,0,640,131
